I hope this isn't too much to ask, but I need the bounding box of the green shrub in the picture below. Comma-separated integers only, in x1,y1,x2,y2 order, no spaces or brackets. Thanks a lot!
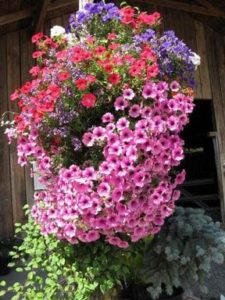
0,207,140,300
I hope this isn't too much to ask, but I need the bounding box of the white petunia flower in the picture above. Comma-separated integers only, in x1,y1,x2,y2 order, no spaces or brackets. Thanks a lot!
190,52,201,69
65,33,77,45
50,25,66,37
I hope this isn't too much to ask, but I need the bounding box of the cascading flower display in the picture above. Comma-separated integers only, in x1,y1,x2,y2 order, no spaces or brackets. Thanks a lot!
4,2,199,248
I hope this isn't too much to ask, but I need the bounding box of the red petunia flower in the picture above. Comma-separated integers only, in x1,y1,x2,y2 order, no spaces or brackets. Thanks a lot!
18,100,24,108
20,82,32,94
29,66,41,77
31,32,44,43
103,63,113,73
108,73,121,85
14,114,22,123
81,93,96,108
107,33,117,40
86,75,96,83
95,46,106,56
48,84,61,98
129,65,142,77
10,90,19,101
58,72,71,81
120,7,135,17
147,63,159,78
32,51,45,59
121,15,134,25
109,43,120,50
75,78,88,90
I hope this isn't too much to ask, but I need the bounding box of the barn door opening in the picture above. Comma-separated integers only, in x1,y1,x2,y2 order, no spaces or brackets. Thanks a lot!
179,100,221,220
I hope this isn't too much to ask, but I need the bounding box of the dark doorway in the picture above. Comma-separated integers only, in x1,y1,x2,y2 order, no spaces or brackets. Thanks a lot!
178,100,220,219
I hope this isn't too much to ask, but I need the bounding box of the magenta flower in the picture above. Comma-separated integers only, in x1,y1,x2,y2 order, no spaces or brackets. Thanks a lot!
82,132,94,146
64,223,76,238
114,96,129,111
112,187,123,202
129,105,140,118
123,88,135,100
93,126,106,140
142,83,157,99
102,112,114,123
170,80,180,92
83,167,96,180
116,117,130,130
97,182,111,197
86,230,100,242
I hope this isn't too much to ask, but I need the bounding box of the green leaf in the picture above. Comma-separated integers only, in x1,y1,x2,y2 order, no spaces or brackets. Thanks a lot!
11,295,20,300
15,267,23,272
0,281,6,287
0,291,6,297
36,292,45,298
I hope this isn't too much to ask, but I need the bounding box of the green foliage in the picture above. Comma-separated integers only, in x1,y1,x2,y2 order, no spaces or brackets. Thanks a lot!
0,214,140,300
3,207,224,300
140,207,225,299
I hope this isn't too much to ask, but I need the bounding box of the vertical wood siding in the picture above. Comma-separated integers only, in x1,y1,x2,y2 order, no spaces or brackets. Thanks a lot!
0,6,224,238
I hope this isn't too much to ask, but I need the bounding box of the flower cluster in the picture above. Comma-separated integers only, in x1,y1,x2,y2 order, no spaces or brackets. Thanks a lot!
4,2,198,248
135,30,198,87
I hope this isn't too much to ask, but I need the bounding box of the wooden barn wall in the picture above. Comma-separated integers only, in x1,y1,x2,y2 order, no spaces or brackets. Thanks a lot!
0,5,225,238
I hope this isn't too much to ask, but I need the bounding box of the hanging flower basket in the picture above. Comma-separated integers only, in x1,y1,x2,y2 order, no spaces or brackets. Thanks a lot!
6,1,198,247
1,1,200,299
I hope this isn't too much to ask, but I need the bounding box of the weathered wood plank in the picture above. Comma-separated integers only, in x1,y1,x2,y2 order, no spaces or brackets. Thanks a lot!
50,16,63,28
0,34,14,239
62,14,70,28
0,8,33,26
32,0,51,34
7,30,27,225
206,28,225,224
44,20,51,36
195,20,212,99
195,0,223,16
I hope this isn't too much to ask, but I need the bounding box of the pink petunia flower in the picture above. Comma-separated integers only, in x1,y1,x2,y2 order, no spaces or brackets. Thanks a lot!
129,105,140,118
116,117,130,130
82,132,95,147
142,83,157,99
123,88,135,100
64,223,76,238
170,80,180,92
97,182,111,197
102,112,114,123
114,96,129,111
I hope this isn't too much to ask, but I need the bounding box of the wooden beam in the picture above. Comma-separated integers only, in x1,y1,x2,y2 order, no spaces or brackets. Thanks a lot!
195,0,224,17
0,8,33,27
133,0,225,17
32,0,51,34
48,0,77,11
0,0,77,27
